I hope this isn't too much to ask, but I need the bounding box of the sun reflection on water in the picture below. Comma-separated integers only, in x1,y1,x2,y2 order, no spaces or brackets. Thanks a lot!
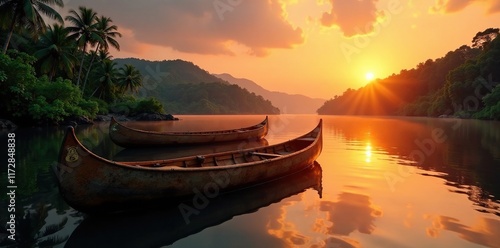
365,142,372,163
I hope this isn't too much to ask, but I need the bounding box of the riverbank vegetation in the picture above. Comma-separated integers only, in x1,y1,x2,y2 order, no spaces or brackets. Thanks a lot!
0,1,161,125
318,28,500,120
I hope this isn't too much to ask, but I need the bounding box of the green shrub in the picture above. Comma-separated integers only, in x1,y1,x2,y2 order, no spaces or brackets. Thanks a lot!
0,52,37,118
78,99,99,118
109,99,136,115
135,98,165,114
90,98,109,115
28,77,98,123
109,97,165,116
1,52,101,124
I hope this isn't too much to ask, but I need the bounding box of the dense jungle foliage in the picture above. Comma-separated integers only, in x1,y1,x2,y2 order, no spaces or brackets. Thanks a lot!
318,28,500,120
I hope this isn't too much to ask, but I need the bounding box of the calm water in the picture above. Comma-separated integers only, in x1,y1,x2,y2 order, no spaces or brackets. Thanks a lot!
1,115,499,248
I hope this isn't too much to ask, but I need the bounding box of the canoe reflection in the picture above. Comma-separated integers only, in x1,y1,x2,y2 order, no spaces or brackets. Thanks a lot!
65,162,322,248
112,138,269,161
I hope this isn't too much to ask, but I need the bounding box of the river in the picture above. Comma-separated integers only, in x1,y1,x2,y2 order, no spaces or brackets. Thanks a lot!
1,115,499,248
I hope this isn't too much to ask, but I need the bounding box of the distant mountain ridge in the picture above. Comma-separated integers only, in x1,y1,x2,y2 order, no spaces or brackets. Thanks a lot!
214,73,326,114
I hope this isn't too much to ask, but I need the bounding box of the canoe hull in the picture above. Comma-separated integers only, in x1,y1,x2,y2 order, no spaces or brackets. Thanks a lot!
55,120,322,213
109,116,269,147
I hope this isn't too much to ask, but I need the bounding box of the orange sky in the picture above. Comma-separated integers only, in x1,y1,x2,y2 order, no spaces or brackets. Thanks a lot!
64,0,500,99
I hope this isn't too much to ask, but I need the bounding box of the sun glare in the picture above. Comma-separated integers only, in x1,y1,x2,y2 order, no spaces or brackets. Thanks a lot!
365,72,375,81
365,143,372,163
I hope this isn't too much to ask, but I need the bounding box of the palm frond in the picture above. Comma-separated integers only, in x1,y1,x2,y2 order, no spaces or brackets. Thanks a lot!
35,2,63,22
37,235,69,247
38,217,68,237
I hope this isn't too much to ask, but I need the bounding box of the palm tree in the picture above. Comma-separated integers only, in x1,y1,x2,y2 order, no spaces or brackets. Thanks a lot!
84,51,113,96
34,24,77,80
0,0,64,54
0,27,32,52
91,59,118,101
65,6,101,87
94,16,121,52
117,64,143,93
98,50,113,62
82,15,121,95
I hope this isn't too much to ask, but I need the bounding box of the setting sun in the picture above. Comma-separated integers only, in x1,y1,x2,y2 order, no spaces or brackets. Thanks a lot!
365,72,375,81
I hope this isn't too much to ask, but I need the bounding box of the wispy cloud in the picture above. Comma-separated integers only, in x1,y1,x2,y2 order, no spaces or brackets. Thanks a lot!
66,0,303,56
430,0,500,14
320,0,383,37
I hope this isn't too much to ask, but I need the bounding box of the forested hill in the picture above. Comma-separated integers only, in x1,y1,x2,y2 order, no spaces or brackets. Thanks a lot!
114,58,279,114
114,58,226,85
318,28,500,120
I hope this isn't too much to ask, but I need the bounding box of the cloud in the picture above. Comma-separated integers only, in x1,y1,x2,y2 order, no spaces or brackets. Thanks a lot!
430,0,500,14
320,0,383,37
426,215,500,248
319,192,383,236
65,0,303,56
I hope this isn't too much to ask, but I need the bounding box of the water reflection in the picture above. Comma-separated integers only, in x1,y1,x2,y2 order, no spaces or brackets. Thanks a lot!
326,116,500,216
74,122,120,158
64,163,322,248
319,237,361,248
6,205,69,247
425,215,500,247
364,143,372,163
0,127,78,247
319,192,382,236
265,191,382,248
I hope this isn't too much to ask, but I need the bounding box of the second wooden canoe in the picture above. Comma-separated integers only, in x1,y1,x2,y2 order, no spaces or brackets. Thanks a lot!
109,116,269,147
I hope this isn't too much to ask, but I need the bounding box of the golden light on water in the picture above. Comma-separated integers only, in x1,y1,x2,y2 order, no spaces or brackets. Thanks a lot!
365,143,372,163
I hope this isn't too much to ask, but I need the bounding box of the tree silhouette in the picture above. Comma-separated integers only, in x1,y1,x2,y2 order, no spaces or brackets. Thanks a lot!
82,15,121,94
472,28,499,50
34,24,77,80
0,0,64,53
65,6,101,87
117,64,142,93
91,59,118,101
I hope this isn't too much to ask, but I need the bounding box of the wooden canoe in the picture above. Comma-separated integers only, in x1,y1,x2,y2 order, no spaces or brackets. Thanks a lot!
54,119,322,213
109,116,269,147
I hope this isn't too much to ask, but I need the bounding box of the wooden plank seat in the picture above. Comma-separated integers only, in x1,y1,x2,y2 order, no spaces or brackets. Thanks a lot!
249,152,283,158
